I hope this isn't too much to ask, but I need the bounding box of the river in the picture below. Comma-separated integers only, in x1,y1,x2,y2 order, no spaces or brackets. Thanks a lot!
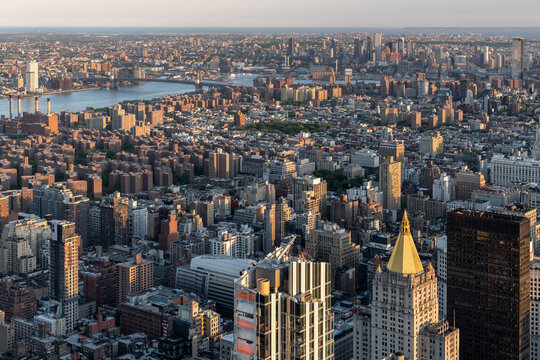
0,74,258,117
0,74,378,117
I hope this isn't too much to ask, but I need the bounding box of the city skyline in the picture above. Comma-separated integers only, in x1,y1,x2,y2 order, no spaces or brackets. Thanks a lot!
1,0,539,28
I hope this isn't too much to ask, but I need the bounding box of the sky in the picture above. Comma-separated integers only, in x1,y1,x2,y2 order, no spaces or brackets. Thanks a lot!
1,0,539,28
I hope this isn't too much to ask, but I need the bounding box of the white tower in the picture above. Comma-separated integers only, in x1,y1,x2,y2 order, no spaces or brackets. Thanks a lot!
25,61,39,92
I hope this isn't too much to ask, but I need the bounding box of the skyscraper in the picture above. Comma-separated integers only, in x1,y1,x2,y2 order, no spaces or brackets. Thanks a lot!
233,237,334,360
353,212,459,360
374,33,382,61
62,195,90,248
117,253,154,304
379,157,401,210
274,197,291,245
287,37,294,56
512,37,524,80
447,209,530,360
263,203,276,253
532,126,540,161
24,61,39,93
531,257,540,360
100,192,129,248
49,220,80,333
354,37,361,58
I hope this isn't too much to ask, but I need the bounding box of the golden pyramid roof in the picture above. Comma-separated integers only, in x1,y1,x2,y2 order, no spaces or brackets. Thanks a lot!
387,210,424,274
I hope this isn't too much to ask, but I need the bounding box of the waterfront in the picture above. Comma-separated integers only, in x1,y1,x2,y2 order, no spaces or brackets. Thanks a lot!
0,74,258,117
0,74,379,117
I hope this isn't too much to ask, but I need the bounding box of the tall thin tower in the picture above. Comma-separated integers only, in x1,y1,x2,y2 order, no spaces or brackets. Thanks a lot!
49,220,80,333
512,37,524,80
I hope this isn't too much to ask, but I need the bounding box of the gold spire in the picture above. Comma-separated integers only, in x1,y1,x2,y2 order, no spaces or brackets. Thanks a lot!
387,210,424,274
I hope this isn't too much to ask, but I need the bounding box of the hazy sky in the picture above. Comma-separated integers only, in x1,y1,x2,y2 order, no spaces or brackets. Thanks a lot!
1,0,539,28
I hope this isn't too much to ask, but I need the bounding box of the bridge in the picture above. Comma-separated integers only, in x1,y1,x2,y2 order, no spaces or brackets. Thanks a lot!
74,76,241,90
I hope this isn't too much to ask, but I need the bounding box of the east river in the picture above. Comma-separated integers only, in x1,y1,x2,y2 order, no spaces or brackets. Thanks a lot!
0,74,379,117
0,74,258,117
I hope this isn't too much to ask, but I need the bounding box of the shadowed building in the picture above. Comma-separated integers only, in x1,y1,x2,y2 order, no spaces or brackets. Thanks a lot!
447,209,530,360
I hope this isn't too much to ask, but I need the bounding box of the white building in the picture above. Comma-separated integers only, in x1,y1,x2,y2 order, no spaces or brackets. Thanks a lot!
491,155,540,186
210,224,255,259
25,61,39,93
419,132,444,157
174,255,257,308
436,235,448,320
1,216,51,270
130,206,148,239
432,174,455,202
351,149,379,168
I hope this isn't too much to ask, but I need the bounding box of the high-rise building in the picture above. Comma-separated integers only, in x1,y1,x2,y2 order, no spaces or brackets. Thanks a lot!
194,200,214,228
0,280,37,321
308,222,360,293
292,176,328,216
1,217,51,270
0,310,14,355
532,126,540,161
353,212,459,360
30,184,73,220
24,61,39,93
455,171,485,200
512,37,524,80
287,37,294,56
233,238,334,360
419,132,444,157
354,37,362,58
531,257,540,360
234,111,245,127
275,197,291,245
379,157,401,210
263,203,276,253
379,140,405,163
49,220,80,333
117,253,154,304
62,195,90,248
447,209,530,360
100,192,129,249
374,33,382,61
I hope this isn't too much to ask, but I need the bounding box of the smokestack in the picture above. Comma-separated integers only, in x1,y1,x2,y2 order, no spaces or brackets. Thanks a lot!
34,97,39,113
8,96,12,119
17,96,21,117
47,98,51,115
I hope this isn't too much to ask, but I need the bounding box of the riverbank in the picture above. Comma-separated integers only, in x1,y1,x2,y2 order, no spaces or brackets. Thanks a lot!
0,86,102,100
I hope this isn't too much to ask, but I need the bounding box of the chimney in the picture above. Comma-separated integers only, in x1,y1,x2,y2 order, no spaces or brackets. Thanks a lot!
47,98,51,114
17,96,21,117
34,97,39,113
8,96,12,119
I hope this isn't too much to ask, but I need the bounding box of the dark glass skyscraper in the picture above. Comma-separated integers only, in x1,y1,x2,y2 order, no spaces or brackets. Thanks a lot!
447,209,530,360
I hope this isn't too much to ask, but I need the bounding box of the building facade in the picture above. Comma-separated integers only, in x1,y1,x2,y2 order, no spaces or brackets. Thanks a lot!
447,209,530,360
